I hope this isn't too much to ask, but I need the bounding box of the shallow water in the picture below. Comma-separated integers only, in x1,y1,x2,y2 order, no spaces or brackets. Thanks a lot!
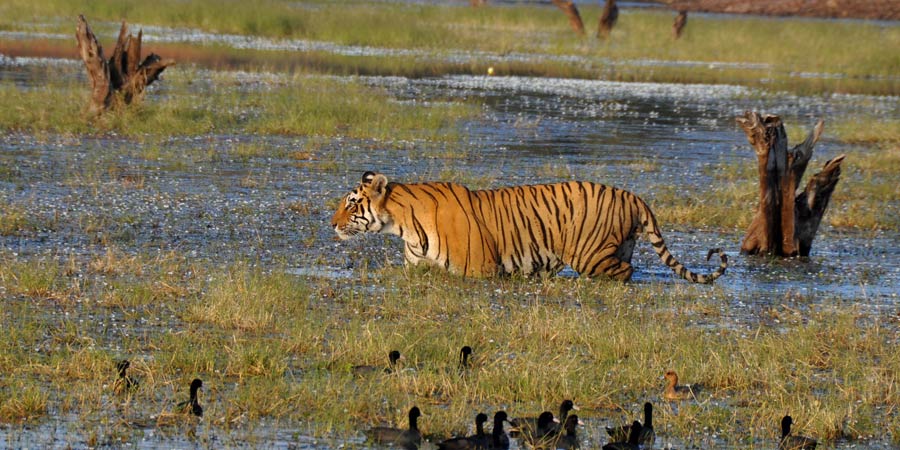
2,49,900,448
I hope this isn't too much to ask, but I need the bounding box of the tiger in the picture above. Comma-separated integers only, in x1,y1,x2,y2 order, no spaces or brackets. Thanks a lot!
331,171,727,283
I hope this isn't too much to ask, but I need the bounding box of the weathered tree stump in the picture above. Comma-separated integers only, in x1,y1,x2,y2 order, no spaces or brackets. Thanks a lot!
737,111,845,257
672,10,688,39
598,0,619,39
75,15,174,115
552,0,586,35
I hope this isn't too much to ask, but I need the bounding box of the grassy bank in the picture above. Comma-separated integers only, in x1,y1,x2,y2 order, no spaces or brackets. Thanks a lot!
0,253,898,446
0,69,476,141
1,1,898,95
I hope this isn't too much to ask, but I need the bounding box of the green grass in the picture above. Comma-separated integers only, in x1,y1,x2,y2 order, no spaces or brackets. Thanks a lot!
1,1,898,94
0,71,477,141
1,253,898,446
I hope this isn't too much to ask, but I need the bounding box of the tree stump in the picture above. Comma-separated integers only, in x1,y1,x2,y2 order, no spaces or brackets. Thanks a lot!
672,10,688,39
75,15,174,115
737,111,845,257
598,0,619,39
551,0,586,35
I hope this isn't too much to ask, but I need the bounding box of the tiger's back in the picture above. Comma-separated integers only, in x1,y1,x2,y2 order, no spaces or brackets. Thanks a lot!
331,172,726,283
473,181,645,280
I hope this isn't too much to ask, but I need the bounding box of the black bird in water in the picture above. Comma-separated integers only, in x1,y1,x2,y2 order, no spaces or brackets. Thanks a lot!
779,415,817,450
519,411,559,448
603,421,642,450
555,414,583,450
365,406,423,450
606,402,655,447
177,378,203,417
511,399,576,438
353,350,403,375
113,359,139,394
488,411,512,450
458,346,473,373
437,412,489,450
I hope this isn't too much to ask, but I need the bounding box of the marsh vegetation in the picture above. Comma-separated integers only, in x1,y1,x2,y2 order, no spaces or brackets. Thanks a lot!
1,1,899,448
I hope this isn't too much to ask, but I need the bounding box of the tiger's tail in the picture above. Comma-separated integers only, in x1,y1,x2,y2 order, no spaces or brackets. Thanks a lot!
636,197,727,284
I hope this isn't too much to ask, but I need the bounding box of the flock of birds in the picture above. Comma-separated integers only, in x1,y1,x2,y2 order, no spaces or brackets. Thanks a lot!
112,347,817,449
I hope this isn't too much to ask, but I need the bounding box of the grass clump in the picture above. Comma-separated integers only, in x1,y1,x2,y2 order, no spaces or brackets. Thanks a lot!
0,71,477,142
0,381,48,423
184,263,310,333
0,200,33,236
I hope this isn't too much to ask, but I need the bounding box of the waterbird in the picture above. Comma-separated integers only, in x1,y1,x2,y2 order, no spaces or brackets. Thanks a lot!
437,412,489,450
779,415,817,450
605,402,654,447
176,378,203,417
365,406,423,450
488,411,511,450
353,349,402,375
113,359,139,394
518,411,559,447
554,414,583,450
511,399,576,438
664,370,700,400
603,421,642,450
458,346,473,373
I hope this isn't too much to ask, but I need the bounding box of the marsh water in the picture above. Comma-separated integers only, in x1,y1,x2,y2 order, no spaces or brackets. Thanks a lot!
2,22,900,449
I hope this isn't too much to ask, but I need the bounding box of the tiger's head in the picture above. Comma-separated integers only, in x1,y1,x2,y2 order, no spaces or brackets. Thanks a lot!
331,171,391,240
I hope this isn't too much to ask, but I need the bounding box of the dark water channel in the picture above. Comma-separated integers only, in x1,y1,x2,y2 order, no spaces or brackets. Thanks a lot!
1,56,899,448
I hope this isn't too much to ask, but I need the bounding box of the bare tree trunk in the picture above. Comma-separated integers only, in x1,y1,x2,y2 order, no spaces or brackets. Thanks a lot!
672,10,688,39
75,15,174,115
598,0,619,39
655,0,899,20
737,111,845,257
552,0,586,35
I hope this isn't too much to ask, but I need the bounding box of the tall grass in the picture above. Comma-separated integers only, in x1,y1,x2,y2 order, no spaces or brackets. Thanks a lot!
0,72,477,140
1,250,898,445
1,1,897,94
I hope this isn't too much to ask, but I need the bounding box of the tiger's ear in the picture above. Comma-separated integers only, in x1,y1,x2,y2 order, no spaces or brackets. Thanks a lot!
361,171,388,196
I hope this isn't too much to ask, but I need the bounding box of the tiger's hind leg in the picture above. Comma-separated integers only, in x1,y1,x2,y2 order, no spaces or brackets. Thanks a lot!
598,258,634,281
574,243,635,281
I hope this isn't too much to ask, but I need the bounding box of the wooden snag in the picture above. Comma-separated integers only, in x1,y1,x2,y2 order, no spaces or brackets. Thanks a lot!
598,0,619,39
75,15,174,114
736,111,845,257
552,0,586,35
672,10,688,39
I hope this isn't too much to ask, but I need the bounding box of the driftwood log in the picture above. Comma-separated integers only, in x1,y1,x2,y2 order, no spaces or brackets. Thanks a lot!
552,0,586,35
737,111,845,257
598,0,619,39
75,15,174,114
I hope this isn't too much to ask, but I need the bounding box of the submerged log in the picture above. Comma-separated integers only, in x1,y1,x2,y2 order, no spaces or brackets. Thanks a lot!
598,0,619,39
552,0,586,35
737,111,845,257
75,15,174,114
